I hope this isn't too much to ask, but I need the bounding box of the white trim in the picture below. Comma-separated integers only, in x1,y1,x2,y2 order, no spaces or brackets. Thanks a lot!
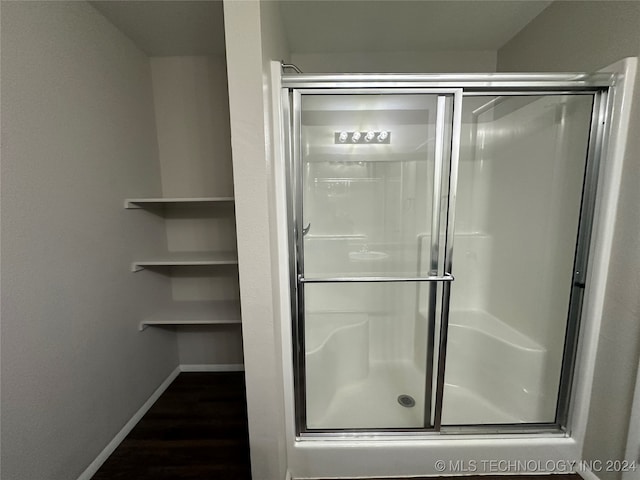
624,353,640,480
580,466,601,480
569,57,637,447
179,363,245,372
76,366,181,480
271,60,299,454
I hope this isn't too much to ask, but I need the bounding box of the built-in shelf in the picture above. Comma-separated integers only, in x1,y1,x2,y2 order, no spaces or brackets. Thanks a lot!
131,251,238,272
139,300,241,331
124,197,234,210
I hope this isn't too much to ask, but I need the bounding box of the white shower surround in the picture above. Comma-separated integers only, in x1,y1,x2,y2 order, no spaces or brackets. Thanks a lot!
443,309,551,424
305,307,550,429
270,59,637,479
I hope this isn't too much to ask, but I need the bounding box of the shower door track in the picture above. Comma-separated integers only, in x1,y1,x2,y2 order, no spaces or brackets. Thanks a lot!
281,72,614,89
283,74,614,438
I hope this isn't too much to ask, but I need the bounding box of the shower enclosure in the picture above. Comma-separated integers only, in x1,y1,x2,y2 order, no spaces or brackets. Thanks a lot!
281,73,613,435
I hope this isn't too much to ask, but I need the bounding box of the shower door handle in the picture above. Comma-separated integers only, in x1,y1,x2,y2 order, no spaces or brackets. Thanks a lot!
302,222,311,236
298,274,454,283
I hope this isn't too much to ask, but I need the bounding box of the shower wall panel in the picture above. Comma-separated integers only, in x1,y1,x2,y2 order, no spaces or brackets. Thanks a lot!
483,96,591,351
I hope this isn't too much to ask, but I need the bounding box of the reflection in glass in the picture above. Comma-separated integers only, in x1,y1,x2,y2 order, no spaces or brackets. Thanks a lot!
300,94,445,279
304,282,437,429
442,95,593,425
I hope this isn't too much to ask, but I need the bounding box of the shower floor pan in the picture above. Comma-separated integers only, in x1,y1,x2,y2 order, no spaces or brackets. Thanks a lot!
306,360,516,429
307,360,426,429
304,309,541,430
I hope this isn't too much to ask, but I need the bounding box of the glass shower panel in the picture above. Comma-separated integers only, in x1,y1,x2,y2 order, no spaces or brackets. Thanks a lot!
304,281,438,429
300,94,443,279
297,92,453,431
442,94,594,425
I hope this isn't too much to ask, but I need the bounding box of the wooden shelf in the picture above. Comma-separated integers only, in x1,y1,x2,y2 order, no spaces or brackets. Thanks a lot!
125,197,234,210
140,300,241,331
132,251,238,272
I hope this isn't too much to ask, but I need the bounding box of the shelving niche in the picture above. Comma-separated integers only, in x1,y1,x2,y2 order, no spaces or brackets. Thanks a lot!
127,198,238,272
123,51,242,367
128,196,240,332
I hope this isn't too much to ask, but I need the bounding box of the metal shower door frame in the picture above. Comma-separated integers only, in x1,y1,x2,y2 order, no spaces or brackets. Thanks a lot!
281,73,614,438
285,87,463,435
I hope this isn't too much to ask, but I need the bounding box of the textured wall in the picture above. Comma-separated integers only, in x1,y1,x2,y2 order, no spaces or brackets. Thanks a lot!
1,2,178,478
498,2,640,479
150,56,233,199
291,50,497,73
224,1,290,478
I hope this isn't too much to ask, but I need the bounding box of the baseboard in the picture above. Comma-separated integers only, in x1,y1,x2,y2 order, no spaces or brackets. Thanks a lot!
179,363,245,372
77,363,244,479
76,366,181,480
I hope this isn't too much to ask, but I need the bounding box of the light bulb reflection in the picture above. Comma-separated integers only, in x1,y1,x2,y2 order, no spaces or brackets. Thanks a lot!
334,130,390,144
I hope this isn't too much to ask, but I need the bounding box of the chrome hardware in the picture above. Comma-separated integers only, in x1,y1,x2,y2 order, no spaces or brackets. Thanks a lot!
281,61,303,74
298,274,454,284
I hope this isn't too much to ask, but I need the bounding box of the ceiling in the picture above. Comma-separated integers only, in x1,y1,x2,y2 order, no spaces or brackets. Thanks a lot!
90,0,551,57
279,1,552,53
90,1,226,56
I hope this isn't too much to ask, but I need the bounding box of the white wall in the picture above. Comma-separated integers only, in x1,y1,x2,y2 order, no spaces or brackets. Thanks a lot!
149,55,241,365
223,1,290,478
0,2,178,478
291,50,497,73
498,2,640,479
151,56,233,198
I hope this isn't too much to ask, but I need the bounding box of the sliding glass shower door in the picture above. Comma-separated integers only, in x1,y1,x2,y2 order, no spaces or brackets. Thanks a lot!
291,91,459,430
441,94,597,427
284,76,610,436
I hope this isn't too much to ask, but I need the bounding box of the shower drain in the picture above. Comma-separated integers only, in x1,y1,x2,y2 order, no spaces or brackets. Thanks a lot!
397,394,416,408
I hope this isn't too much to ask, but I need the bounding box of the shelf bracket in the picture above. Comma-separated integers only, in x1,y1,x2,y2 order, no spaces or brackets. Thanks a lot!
124,200,142,209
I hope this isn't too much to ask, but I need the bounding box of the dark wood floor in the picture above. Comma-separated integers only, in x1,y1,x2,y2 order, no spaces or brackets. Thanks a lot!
92,374,583,480
92,372,251,480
